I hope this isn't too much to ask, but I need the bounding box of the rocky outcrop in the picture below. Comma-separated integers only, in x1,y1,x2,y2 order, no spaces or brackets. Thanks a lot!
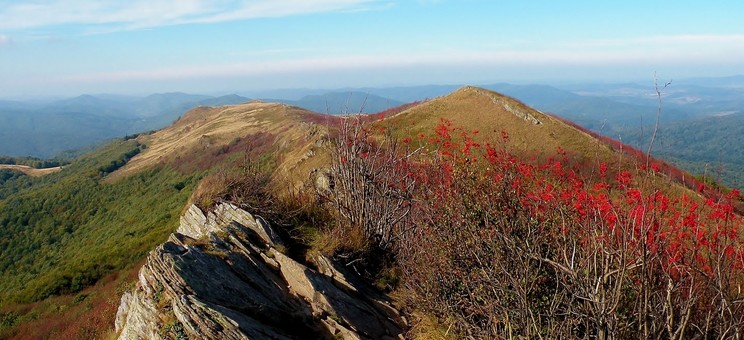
463,85,543,125
115,203,405,339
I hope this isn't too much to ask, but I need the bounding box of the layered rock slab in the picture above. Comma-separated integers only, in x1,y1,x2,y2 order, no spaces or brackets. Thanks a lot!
115,203,404,339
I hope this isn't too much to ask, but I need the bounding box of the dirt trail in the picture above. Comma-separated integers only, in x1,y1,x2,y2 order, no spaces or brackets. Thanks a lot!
0,164,63,176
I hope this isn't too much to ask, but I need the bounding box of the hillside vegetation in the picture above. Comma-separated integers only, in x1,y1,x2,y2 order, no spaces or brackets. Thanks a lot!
614,112,744,187
309,88,744,338
3,86,744,338
0,100,333,338
0,140,199,304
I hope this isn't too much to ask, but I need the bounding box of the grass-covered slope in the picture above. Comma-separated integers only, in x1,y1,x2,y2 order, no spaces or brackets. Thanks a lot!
385,86,717,199
387,86,612,157
116,101,335,188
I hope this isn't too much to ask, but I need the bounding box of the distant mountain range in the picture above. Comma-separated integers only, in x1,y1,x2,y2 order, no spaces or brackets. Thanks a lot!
0,91,405,158
3,75,744,187
269,91,403,114
0,93,249,158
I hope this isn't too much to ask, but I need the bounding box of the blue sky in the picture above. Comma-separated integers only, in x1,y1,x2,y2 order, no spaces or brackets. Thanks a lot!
1,0,743,97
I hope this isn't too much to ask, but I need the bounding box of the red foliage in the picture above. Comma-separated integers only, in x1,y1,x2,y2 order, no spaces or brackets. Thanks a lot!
397,119,744,337
423,118,744,272
1,267,139,340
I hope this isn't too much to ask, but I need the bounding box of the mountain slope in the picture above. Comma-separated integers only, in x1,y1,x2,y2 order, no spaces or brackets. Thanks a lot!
115,101,333,186
1,86,731,338
0,101,334,338
388,85,616,161
385,86,716,202
371,87,744,337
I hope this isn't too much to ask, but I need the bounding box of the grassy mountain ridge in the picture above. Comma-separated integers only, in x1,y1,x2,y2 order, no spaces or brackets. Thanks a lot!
115,101,333,184
384,86,714,202
387,85,620,162
0,86,736,338
0,98,336,337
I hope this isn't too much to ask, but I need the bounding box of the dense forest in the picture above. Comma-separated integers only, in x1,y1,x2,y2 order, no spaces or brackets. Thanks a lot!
614,113,744,188
0,139,199,304
0,156,67,169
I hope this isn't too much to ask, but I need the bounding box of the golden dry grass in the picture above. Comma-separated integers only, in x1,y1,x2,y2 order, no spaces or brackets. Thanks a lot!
108,85,707,204
108,101,334,192
384,85,710,202
0,164,63,177
385,85,617,163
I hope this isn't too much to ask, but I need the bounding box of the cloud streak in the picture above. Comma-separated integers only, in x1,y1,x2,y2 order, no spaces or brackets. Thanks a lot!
0,0,384,31
52,35,744,85
556,34,744,50
9,33,744,96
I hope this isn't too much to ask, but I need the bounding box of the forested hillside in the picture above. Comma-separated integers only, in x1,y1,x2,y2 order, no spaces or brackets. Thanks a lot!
614,112,744,187
0,139,199,304
0,137,201,338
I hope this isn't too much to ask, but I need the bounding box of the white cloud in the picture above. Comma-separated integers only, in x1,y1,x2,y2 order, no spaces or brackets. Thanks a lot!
0,0,385,31
0,34,9,45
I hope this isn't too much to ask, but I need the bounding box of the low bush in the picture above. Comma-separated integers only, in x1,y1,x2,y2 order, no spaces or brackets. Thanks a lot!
323,117,744,338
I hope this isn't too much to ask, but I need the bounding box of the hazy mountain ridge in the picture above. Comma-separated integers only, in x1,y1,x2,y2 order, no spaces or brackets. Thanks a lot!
0,91,392,158
269,91,404,114
4,75,744,186
0,93,250,158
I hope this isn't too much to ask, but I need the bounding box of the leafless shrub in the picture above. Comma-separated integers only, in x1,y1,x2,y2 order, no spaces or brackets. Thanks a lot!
318,117,420,252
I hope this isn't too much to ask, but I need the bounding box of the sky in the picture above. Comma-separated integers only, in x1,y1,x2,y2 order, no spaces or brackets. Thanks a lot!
1,0,743,98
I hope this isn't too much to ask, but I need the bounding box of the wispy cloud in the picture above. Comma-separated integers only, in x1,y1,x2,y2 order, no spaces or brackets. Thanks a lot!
0,0,385,32
17,33,744,94
556,34,744,50
0,34,9,45
228,47,315,57
53,37,744,85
